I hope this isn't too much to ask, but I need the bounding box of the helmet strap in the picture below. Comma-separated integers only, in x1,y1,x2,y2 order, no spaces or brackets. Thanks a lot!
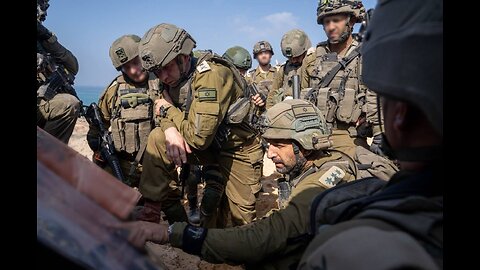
288,141,307,179
172,55,193,87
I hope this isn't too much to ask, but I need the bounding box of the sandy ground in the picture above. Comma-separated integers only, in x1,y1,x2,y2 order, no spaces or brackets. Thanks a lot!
68,117,280,269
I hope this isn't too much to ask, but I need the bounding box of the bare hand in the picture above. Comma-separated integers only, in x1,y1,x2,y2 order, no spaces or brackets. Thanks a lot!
164,127,192,166
251,94,265,107
110,221,169,250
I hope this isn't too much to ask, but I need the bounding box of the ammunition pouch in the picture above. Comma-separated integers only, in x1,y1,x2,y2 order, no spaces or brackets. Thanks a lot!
120,93,150,109
225,97,250,125
111,89,153,154
337,88,356,123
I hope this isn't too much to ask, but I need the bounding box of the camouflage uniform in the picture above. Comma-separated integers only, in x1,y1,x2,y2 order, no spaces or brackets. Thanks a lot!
266,29,312,109
138,24,263,228
36,4,80,144
302,0,381,158
167,100,357,269
87,35,162,188
245,65,277,95
246,41,277,97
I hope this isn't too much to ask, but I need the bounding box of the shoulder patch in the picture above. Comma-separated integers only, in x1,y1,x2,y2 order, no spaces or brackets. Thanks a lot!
196,60,211,74
319,166,345,188
198,88,217,102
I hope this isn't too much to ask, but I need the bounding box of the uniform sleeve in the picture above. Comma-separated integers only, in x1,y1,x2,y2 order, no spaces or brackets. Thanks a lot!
39,34,79,75
164,64,236,150
169,179,327,265
266,68,284,109
365,88,383,136
301,53,316,89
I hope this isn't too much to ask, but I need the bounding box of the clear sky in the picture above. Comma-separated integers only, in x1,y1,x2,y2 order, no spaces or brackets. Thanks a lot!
43,0,377,87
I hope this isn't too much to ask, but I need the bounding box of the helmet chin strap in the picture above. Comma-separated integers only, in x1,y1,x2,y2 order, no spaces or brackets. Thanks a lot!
171,55,193,87
287,141,307,179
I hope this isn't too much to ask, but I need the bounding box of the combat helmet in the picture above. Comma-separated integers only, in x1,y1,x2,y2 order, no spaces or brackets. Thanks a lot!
253,41,274,59
361,0,443,136
280,29,312,58
262,99,332,150
317,0,366,24
138,23,196,71
109,35,142,70
222,46,252,70
37,0,50,22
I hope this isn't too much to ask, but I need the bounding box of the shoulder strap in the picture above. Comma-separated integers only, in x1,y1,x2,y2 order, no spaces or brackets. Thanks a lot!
319,45,361,88
183,76,195,120
209,55,248,96
102,76,121,117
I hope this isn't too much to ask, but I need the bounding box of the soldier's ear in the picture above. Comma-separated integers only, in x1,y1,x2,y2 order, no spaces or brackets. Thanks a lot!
301,148,313,158
348,15,356,27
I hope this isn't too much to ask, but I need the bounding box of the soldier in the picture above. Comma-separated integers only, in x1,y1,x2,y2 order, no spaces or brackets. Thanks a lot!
86,35,163,189
223,45,267,118
115,99,358,268
222,46,252,76
299,0,443,268
266,29,312,109
246,40,277,98
36,0,81,144
135,23,263,228
302,0,383,158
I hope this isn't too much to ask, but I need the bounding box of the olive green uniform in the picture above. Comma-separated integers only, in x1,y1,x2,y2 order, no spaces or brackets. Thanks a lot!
37,24,81,144
168,152,355,268
87,73,161,187
302,40,381,156
140,57,263,227
245,65,277,97
266,55,310,109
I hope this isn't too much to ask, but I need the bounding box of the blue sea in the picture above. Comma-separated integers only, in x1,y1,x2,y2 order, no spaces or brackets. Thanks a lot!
75,85,104,106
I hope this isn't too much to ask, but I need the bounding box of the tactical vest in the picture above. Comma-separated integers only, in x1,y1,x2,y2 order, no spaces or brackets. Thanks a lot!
248,67,275,94
109,74,160,155
280,62,303,98
309,42,365,126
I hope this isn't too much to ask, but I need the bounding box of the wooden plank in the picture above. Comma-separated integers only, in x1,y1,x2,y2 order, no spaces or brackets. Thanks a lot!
37,160,164,269
37,127,141,219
